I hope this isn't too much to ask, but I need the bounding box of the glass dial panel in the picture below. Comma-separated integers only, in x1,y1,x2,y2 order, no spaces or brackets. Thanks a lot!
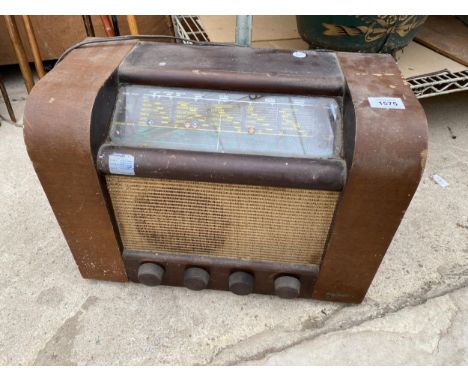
109,85,341,159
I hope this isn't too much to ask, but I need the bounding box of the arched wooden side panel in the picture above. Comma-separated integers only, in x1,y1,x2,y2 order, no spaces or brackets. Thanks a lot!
23,41,137,281
313,52,428,303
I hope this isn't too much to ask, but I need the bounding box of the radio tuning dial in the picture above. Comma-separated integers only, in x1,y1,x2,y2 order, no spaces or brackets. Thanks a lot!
274,276,301,299
229,271,254,295
184,267,210,290
137,263,165,286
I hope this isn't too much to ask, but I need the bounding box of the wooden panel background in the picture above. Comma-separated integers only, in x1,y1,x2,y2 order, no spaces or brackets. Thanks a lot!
0,15,172,66
414,16,468,67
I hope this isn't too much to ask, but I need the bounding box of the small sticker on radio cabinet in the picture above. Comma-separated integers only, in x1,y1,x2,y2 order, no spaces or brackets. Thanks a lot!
368,97,405,110
108,153,135,176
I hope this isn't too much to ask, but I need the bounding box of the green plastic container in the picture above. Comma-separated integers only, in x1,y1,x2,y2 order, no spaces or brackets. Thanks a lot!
296,16,427,53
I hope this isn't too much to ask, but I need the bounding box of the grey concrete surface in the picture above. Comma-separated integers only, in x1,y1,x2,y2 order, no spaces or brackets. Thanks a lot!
0,69,467,365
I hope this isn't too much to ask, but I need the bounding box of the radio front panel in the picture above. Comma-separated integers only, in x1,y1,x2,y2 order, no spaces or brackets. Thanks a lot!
102,83,344,295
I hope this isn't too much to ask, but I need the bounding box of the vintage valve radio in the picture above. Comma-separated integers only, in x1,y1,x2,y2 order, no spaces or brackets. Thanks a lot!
24,40,427,303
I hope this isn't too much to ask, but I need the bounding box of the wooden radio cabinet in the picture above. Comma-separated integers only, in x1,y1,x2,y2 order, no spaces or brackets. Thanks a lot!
24,40,427,303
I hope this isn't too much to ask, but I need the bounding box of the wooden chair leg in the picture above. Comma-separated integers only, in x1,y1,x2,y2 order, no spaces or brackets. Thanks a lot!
3,16,34,93
22,16,46,78
82,15,95,37
126,16,139,35
100,15,115,37
111,16,120,36
0,76,17,123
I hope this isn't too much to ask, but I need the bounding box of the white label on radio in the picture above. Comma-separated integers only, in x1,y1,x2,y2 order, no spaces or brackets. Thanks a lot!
368,97,405,110
108,153,135,176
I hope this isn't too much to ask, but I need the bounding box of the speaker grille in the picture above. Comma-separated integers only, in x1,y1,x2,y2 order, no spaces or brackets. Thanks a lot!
106,176,339,265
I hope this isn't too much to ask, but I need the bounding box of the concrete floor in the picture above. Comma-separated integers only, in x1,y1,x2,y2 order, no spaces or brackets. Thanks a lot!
0,69,467,365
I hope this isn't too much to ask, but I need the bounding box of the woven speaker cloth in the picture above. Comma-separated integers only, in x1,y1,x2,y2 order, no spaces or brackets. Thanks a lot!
106,176,339,265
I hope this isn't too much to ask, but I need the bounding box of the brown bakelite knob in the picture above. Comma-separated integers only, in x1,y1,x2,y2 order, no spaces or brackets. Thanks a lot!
229,271,254,295
137,263,164,286
274,275,301,299
184,267,210,291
